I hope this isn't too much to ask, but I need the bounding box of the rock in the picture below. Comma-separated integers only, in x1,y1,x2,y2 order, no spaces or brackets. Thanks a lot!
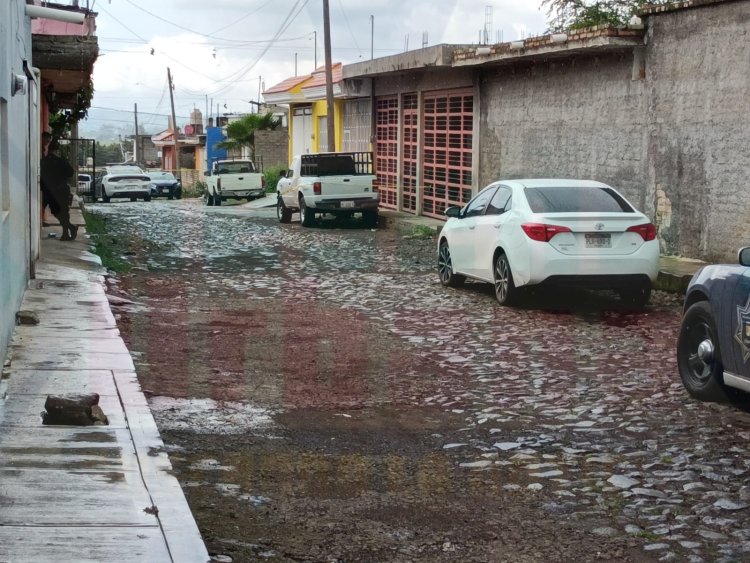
494,442,521,451
608,475,639,489
593,527,619,537
443,443,467,449
530,470,564,478
644,543,669,551
15,310,39,325
43,393,105,426
527,483,543,491
632,488,667,498
683,482,708,492
587,455,615,464
679,541,702,549
625,524,643,534
459,460,493,469
713,498,749,511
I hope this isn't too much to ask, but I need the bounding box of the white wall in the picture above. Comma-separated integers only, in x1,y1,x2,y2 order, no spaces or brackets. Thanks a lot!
0,0,35,364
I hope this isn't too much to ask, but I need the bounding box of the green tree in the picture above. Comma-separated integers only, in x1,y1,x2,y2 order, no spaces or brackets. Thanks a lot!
216,112,282,157
542,0,661,32
93,142,124,166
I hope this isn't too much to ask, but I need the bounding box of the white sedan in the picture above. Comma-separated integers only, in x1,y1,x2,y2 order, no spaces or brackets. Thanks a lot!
437,179,660,306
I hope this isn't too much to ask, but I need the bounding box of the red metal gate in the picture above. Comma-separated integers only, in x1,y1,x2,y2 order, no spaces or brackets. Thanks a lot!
401,93,418,213
374,96,398,209
422,89,473,218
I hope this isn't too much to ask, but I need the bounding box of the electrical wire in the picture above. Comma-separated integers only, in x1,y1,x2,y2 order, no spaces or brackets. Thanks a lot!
336,0,362,58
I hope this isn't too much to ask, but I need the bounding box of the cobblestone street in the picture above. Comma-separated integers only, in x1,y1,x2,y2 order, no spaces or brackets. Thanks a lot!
91,199,750,563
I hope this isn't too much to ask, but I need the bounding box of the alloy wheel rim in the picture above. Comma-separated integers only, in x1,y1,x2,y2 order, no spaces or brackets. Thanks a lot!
686,322,714,383
438,244,452,283
494,257,509,302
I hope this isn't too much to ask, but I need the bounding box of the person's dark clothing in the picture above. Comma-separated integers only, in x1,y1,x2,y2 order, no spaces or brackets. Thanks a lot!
40,152,76,240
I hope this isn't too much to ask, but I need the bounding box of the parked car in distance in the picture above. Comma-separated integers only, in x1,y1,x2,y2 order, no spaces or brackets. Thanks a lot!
677,247,750,403
276,152,378,227
95,164,151,202
437,179,660,306
147,171,182,200
204,159,265,205
77,173,91,196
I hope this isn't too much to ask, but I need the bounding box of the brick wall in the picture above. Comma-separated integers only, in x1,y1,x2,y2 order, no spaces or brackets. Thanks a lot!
255,129,289,170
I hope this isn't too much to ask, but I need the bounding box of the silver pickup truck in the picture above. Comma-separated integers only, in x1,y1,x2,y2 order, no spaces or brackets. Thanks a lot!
204,159,265,206
276,152,379,227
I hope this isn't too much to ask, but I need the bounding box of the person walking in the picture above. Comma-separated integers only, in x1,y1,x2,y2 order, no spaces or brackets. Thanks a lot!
40,133,77,241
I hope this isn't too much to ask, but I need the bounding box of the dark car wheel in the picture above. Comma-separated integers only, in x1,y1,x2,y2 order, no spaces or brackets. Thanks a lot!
176,190,182,200
144,194,151,202
277,197,292,223
300,197,315,227
620,285,652,308
494,252,518,305
362,209,378,228
130,196,137,202
438,241,465,287
677,301,728,402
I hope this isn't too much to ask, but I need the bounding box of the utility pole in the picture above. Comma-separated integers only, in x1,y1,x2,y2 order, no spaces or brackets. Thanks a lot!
167,67,180,177
323,0,335,151
313,30,317,69
257,76,262,113
370,15,374,60
295,53,298,77
133,102,139,164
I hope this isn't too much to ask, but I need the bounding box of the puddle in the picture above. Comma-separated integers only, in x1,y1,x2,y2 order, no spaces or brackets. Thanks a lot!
148,396,275,435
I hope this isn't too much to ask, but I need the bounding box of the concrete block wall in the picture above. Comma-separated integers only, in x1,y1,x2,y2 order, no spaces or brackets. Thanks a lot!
477,0,750,262
255,129,289,170
645,2,750,262
478,52,648,211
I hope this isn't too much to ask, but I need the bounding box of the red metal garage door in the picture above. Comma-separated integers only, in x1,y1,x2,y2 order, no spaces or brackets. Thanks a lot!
401,93,418,213
422,89,473,218
374,96,398,209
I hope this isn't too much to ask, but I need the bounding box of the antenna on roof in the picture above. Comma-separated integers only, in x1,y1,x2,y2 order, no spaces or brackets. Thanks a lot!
484,5,493,45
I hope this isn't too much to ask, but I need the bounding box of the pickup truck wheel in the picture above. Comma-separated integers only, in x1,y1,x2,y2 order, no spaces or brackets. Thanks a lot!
203,191,212,206
102,193,110,203
362,209,378,228
144,194,151,202
213,195,222,206
130,196,137,202
277,198,292,223
300,197,315,227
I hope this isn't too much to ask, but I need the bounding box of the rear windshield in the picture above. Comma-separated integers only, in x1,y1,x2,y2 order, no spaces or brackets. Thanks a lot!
524,186,634,213
313,155,357,176
216,162,256,174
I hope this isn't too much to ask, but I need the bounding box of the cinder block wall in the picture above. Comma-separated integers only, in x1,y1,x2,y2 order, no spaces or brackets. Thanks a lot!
645,2,750,262
478,1,750,261
256,129,289,170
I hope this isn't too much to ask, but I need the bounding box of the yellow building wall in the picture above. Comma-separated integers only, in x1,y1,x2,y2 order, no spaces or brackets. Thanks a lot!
311,99,344,152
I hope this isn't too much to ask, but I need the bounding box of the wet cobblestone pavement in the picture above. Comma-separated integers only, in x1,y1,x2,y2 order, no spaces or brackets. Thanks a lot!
92,199,750,562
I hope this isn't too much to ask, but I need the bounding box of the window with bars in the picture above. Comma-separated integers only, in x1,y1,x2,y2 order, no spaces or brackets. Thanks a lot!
343,99,372,153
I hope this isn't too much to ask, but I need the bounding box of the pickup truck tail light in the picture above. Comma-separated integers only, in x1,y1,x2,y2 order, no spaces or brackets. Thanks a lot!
521,222,572,242
626,223,657,241
261,175,266,190
313,181,322,195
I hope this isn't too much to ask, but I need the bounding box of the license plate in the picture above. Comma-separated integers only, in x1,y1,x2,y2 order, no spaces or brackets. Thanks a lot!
162,188,170,193
585,233,611,248
340,201,355,208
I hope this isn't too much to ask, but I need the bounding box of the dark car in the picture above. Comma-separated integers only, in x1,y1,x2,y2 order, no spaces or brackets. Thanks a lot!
147,171,182,200
678,246,750,402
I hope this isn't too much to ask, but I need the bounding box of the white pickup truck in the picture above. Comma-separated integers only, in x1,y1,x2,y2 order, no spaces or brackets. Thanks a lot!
276,152,379,227
203,159,265,206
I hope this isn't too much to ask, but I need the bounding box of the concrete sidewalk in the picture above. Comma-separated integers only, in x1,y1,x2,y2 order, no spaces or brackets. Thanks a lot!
0,204,209,562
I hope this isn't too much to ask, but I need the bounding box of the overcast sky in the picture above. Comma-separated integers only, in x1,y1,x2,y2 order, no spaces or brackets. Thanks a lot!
82,0,547,140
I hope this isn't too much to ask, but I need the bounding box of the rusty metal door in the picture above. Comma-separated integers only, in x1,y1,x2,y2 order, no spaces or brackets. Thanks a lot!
401,93,418,213
374,96,398,209
421,89,473,218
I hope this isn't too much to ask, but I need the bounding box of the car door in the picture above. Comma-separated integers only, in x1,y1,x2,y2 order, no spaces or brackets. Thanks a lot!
451,185,498,278
727,265,750,379
471,185,513,282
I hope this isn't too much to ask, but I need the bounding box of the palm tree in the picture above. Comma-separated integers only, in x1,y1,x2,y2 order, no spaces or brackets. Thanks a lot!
216,112,282,158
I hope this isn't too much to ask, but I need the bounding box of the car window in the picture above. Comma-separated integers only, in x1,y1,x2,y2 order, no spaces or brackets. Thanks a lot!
218,162,256,174
524,186,635,213
464,186,497,217
487,186,512,215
